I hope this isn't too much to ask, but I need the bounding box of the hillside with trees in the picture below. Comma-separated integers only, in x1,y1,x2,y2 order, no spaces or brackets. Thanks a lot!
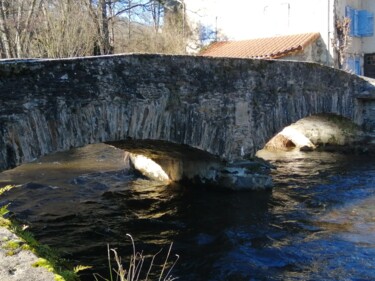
0,0,190,58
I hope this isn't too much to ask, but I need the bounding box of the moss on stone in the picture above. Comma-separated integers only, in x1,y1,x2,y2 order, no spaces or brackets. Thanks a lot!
0,189,83,281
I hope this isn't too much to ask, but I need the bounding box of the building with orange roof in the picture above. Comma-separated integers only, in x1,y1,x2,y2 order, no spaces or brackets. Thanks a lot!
199,33,328,65
185,0,375,78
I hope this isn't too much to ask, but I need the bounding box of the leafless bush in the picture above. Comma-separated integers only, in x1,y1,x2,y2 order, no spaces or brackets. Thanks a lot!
93,234,179,281
331,17,351,69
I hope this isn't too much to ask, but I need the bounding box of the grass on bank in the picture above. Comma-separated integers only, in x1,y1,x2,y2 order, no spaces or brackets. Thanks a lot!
0,185,89,281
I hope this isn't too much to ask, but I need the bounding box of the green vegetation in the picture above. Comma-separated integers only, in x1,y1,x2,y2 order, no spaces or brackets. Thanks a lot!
0,185,13,228
0,204,11,227
0,185,14,195
0,185,89,281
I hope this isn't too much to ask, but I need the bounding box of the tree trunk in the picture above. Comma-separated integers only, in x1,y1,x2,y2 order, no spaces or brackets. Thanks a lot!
86,0,112,55
99,0,111,54
0,1,13,58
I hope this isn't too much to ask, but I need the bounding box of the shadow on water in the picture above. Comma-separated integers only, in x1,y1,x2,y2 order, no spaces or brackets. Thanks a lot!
1,144,375,280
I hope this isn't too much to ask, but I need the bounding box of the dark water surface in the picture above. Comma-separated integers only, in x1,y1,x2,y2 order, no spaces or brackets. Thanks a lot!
1,144,375,281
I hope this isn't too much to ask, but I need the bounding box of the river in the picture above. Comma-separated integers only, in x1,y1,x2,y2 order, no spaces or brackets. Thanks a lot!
0,143,374,281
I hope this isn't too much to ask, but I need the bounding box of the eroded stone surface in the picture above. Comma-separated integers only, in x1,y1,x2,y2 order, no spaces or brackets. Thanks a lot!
265,114,366,151
111,139,273,190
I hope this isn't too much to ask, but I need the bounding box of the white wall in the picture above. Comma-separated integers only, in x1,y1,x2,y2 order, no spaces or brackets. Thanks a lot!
334,0,375,75
335,0,362,56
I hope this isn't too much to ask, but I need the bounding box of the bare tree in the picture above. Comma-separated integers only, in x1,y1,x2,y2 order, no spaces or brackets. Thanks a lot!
83,0,158,55
0,0,43,58
32,0,95,57
0,0,191,58
332,16,351,69
150,0,163,33
83,0,189,55
0,1,13,57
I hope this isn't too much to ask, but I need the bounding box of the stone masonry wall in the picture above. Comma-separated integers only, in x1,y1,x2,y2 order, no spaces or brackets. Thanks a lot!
0,54,374,171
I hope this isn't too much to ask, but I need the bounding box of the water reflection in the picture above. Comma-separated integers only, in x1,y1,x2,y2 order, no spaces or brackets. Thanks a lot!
0,143,127,187
0,144,375,280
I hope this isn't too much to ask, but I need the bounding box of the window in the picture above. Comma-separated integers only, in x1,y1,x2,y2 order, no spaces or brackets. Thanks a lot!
345,6,374,37
364,54,375,78
346,57,362,75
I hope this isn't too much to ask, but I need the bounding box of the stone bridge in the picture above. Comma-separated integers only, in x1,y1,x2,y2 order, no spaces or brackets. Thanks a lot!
1,54,375,189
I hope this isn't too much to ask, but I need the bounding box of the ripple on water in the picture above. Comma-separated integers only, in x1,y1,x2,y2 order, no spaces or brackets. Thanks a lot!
1,145,375,280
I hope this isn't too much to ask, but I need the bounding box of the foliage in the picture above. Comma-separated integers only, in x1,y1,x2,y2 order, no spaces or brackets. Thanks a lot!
0,185,15,196
0,204,10,217
74,265,93,273
15,226,84,281
0,185,14,226
4,240,21,250
34,260,91,281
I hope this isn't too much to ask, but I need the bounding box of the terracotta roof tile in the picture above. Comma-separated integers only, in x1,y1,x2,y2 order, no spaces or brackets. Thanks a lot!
199,33,321,59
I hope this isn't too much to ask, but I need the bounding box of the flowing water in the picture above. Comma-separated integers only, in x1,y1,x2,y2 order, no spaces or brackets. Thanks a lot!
0,143,375,281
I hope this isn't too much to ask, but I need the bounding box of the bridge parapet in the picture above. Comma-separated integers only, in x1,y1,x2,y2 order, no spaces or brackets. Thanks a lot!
0,54,374,189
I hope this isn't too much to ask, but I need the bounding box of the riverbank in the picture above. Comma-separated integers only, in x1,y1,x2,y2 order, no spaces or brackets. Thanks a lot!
0,186,83,281
0,226,57,281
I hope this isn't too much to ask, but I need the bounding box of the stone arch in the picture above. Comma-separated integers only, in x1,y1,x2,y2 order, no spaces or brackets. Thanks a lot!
106,139,223,183
0,54,374,185
263,113,365,151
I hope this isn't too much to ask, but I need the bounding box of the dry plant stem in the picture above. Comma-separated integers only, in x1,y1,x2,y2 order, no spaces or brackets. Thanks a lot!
107,244,114,281
164,254,179,281
145,248,163,280
94,233,179,281
111,249,126,281
127,233,136,280
159,243,173,281
159,242,180,281
134,252,144,281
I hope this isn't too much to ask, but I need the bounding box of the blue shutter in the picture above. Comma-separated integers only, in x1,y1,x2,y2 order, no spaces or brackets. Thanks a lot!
347,57,361,75
357,10,374,36
354,9,359,36
346,6,374,37
347,57,354,72
346,6,355,36
355,57,361,75
358,10,367,36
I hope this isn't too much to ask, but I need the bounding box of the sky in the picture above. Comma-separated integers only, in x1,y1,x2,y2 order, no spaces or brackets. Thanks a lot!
184,0,327,41
185,0,270,40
